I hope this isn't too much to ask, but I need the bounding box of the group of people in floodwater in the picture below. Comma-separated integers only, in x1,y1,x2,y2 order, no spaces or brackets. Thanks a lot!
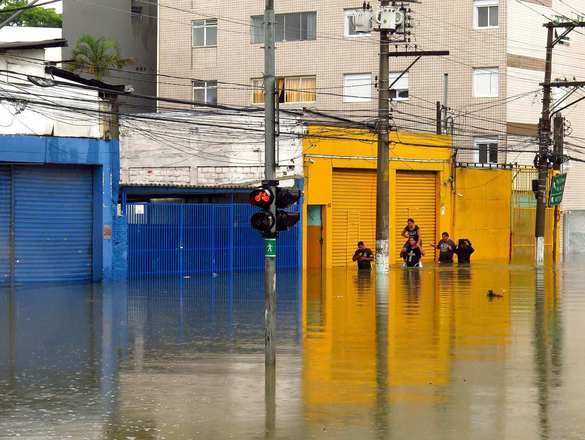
352,218,474,270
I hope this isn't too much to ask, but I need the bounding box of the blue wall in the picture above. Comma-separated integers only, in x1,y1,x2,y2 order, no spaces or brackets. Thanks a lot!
0,135,122,282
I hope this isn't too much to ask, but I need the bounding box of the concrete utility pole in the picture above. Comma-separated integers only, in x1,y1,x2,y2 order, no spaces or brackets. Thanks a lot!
263,0,277,435
535,24,554,266
535,20,585,264
552,113,564,263
375,0,391,274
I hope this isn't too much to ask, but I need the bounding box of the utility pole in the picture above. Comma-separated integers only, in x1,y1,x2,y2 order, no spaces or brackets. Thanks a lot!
535,24,554,265
552,113,564,263
375,0,391,274
263,0,277,435
535,20,585,264
442,73,449,134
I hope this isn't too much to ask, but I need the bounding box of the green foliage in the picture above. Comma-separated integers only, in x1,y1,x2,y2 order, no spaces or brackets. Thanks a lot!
0,0,63,28
69,34,133,81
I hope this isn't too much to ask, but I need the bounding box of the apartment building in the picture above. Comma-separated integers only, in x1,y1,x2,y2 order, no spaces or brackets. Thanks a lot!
158,0,585,253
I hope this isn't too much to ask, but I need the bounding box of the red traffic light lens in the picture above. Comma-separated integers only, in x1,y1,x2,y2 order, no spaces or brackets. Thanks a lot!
249,188,274,208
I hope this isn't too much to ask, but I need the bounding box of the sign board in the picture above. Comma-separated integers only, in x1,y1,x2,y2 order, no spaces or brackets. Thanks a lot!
264,239,276,258
548,173,567,207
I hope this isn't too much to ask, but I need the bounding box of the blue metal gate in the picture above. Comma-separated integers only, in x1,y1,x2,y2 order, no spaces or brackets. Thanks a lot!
127,203,300,278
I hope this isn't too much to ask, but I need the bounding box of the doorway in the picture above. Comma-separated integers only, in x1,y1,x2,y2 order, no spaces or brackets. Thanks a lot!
307,205,324,269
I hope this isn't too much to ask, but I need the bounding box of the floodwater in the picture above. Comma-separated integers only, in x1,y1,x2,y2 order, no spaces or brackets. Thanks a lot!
1,262,585,440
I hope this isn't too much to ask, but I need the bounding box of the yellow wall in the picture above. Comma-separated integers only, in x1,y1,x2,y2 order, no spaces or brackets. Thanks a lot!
303,126,453,268
302,125,515,267
453,168,513,261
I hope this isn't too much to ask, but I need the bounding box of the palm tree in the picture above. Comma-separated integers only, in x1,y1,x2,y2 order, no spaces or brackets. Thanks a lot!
69,34,132,81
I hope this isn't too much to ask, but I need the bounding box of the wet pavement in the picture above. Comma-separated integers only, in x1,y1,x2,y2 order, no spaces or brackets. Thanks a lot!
1,263,585,439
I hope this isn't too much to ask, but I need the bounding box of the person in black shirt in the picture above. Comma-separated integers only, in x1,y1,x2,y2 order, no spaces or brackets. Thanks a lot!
402,218,420,242
455,239,475,264
401,237,423,268
401,218,423,254
436,232,456,264
353,241,374,270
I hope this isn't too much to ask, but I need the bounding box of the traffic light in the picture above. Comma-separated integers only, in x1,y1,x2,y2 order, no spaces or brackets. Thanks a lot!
249,184,301,237
250,187,275,235
275,188,301,232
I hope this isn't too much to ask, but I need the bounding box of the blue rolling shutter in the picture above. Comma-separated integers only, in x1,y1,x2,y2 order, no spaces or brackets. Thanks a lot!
14,166,93,283
0,166,10,285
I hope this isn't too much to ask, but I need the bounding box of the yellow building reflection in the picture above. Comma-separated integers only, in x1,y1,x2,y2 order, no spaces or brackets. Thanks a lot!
303,264,524,433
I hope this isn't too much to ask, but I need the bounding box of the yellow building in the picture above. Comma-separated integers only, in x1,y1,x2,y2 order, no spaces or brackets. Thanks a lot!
302,124,516,269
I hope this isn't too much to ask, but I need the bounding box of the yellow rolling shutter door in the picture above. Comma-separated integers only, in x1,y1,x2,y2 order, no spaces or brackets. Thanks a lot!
395,171,438,261
332,169,376,267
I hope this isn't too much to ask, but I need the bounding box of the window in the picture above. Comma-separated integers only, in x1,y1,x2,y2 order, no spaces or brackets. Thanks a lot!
344,9,371,37
389,72,409,101
473,67,499,97
252,76,316,104
251,12,316,43
474,138,499,164
193,80,218,105
343,73,372,102
192,19,217,47
474,0,498,29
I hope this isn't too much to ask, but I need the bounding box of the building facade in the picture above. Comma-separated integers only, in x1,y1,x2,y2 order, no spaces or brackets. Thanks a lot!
0,40,124,284
157,0,585,257
62,0,157,111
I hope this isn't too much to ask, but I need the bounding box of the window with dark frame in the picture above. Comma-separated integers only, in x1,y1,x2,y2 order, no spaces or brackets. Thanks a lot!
475,139,499,164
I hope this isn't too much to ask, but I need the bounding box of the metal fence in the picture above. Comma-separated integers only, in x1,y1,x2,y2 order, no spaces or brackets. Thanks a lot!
127,203,300,278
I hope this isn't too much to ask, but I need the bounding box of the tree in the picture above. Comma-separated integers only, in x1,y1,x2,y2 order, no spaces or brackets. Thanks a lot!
0,0,63,28
69,34,133,81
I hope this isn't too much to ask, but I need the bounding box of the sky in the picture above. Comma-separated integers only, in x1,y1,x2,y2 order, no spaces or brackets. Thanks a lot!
42,0,62,14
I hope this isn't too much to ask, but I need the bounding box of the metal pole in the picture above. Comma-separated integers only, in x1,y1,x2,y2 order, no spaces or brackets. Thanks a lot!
442,73,448,134
375,0,391,274
263,0,277,436
436,101,442,135
536,25,554,265
0,0,42,29
552,113,564,263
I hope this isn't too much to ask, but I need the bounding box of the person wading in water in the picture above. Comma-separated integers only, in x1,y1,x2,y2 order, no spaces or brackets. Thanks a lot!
401,237,423,268
352,241,374,270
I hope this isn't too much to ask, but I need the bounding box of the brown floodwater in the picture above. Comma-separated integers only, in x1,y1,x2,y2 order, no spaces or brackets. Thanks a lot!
1,262,584,439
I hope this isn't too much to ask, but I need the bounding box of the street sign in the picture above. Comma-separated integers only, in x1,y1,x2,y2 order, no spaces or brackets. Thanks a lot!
548,173,567,207
264,239,276,258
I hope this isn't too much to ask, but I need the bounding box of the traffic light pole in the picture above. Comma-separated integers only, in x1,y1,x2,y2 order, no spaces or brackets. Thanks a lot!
375,0,391,274
263,0,277,434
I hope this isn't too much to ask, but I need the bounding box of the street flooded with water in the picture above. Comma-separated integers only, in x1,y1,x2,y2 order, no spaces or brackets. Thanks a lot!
1,262,585,439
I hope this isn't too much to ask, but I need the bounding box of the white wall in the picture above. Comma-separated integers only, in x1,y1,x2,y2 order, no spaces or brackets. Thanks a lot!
0,48,101,138
120,111,305,187
0,27,62,61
